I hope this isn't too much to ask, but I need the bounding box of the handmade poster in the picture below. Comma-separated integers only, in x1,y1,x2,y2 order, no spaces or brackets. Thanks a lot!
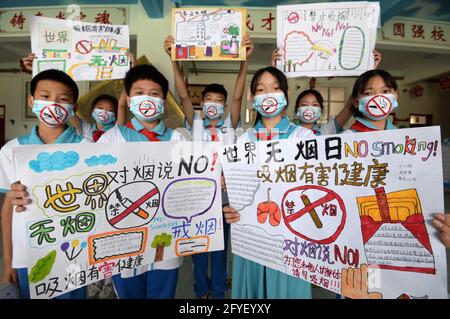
30,16,130,81
276,1,380,77
14,141,223,299
221,126,447,299
172,8,247,61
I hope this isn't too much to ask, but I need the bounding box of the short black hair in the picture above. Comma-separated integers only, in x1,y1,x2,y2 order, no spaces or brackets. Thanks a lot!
351,69,398,98
295,89,324,113
250,66,289,125
91,94,118,114
124,64,169,99
202,84,228,102
30,69,79,102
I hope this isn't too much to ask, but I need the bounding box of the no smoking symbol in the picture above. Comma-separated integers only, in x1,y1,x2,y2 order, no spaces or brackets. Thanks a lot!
261,97,278,114
288,12,300,24
98,112,110,122
139,100,157,118
366,95,392,118
303,110,315,121
281,185,346,244
75,40,92,55
40,104,68,126
207,106,217,117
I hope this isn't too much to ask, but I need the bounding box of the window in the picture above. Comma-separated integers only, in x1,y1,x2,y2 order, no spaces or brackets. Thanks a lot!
315,86,346,124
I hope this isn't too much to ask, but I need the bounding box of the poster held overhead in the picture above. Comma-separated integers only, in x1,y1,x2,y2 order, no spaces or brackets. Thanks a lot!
276,2,380,78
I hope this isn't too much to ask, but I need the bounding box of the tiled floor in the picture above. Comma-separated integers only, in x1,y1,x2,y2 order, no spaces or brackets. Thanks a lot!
1,192,449,299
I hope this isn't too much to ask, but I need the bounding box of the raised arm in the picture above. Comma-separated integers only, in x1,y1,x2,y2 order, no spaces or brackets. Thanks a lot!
271,47,281,68
334,96,355,129
19,52,36,74
164,36,195,127
1,196,16,286
373,49,382,69
230,35,254,129
116,52,138,126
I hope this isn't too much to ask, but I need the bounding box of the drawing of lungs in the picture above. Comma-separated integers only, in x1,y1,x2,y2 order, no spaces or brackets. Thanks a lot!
283,31,314,72
339,26,365,70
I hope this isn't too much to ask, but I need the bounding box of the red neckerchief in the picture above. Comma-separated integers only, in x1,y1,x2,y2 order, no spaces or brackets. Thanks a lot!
255,130,279,141
127,121,160,141
350,121,378,132
92,129,105,142
205,125,218,141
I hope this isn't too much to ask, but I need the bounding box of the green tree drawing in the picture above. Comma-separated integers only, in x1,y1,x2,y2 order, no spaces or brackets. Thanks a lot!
228,24,240,36
151,233,172,262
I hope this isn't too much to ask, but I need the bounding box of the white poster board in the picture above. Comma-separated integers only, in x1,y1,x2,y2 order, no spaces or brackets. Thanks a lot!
14,141,223,299
30,16,130,81
221,127,447,299
276,1,380,77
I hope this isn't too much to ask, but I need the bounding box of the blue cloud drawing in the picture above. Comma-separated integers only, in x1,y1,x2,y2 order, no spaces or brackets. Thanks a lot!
29,151,79,173
85,154,117,167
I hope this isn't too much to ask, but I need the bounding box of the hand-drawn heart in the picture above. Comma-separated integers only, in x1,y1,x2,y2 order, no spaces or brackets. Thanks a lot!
257,188,281,227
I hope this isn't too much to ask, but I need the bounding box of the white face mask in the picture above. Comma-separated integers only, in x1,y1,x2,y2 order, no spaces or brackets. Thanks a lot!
32,99,75,127
129,95,165,122
203,102,224,120
296,106,322,124
358,94,398,121
92,108,116,125
253,92,287,118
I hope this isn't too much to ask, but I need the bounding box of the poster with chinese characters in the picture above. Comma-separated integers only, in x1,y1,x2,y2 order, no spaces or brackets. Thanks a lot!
276,1,380,77
221,126,447,299
172,8,247,61
14,141,223,299
30,16,130,81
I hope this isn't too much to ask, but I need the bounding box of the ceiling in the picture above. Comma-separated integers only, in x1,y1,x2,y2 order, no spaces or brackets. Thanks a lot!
172,0,450,23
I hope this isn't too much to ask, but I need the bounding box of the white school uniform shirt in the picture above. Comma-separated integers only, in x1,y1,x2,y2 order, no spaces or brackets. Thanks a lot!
238,116,315,143
187,112,236,145
77,119,115,141
0,125,89,268
97,120,185,276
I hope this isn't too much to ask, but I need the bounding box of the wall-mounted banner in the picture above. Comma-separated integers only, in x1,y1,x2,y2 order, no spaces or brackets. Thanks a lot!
14,141,223,299
221,126,447,299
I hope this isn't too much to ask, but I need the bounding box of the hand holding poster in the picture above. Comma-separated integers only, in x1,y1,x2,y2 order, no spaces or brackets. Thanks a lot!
276,1,380,77
30,16,130,81
221,127,447,299
172,8,247,61
14,141,223,299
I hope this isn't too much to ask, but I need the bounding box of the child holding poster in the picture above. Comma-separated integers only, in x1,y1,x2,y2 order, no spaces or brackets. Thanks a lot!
223,66,315,299
271,48,382,136
0,69,88,299
19,52,138,141
96,64,187,299
345,68,450,250
163,34,254,299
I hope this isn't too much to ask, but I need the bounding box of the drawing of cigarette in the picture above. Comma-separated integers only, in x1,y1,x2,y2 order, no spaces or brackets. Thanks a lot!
300,194,323,229
115,190,149,219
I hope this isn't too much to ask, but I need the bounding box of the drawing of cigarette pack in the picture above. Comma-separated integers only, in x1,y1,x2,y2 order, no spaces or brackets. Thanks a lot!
357,187,435,274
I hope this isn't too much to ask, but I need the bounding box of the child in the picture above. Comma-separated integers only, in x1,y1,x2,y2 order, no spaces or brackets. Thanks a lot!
164,34,253,299
18,52,137,141
97,64,186,299
271,49,382,136
223,66,315,299
0,69,88,299
294,89,352,135
347,69,450,250
75,94,120,141
344,69,398,133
